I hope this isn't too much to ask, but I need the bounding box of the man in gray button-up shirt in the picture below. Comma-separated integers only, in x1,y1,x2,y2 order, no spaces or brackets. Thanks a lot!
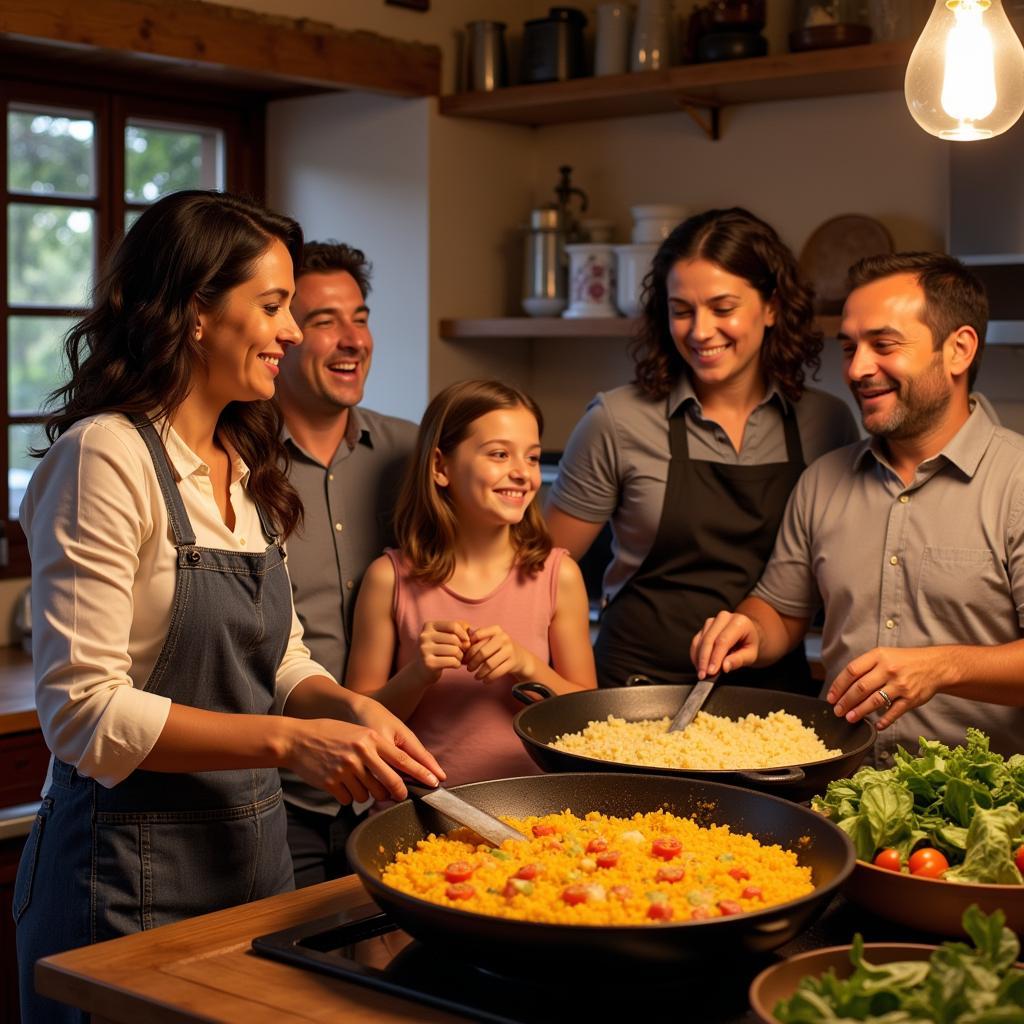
276,241,417,884
692,252,1024,767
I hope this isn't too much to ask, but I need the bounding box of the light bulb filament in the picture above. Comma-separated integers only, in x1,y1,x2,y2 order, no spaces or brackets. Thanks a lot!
940,0,997,124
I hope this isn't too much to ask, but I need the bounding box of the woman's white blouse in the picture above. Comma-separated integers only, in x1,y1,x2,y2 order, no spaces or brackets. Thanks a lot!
21,413,331,789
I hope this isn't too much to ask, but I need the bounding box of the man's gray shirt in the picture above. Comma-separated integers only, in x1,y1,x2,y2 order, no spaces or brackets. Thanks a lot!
754,402,1024,767
282,405,417,813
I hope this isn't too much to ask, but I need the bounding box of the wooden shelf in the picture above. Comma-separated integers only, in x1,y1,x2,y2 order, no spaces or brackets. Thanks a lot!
440,316,842,340
439,41,913,135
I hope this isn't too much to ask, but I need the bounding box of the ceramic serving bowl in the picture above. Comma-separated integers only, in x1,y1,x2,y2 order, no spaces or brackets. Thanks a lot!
845,859,1024,938
748,943,939,1023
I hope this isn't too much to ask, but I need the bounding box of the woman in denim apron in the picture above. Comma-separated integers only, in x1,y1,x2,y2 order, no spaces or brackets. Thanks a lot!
14,191,443,1024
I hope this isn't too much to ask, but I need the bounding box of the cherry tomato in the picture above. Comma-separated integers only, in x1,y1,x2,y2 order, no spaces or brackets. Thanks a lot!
873,848,902,872
1015,845,1024,874
596,850,621,869
717,900,743,916
741,886,763,900
532,823,556,837
908,848,949,878
690,907,711,921
656,866,685,883
561,884,589,906
647,902,674,921
514,863,542,881
586,837,608,853
443,861,474,883
610,885,633,901
727,866,750,881
445,883,475,900
651,837,682,860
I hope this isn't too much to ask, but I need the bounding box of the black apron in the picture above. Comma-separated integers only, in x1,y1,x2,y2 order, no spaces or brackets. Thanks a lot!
594,396,815,694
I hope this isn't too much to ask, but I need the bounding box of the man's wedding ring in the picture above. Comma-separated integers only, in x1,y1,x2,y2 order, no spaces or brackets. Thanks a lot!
878,689,893,711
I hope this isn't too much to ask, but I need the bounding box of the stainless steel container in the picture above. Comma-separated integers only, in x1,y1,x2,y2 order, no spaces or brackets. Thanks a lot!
465,20,508,92
522,207,567,317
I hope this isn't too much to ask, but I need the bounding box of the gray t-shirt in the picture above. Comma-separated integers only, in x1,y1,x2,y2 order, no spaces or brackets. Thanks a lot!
549,376,860,605
754,401,1024,767
282,405,417,813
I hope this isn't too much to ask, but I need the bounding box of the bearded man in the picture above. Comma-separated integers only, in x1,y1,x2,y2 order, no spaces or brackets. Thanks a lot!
690,252,1024,767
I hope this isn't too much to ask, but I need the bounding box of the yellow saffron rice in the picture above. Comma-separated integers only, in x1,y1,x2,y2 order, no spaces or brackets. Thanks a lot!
550,711,841,770
380,809,814,924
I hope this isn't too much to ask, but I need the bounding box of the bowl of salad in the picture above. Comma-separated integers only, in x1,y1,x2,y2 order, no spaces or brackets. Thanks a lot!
812,729,1024,936
748,906,1024,1023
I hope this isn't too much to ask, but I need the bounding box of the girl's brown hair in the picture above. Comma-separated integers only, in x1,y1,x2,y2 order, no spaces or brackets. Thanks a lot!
632,207,821,403
395,379,552,586
40,189,304,539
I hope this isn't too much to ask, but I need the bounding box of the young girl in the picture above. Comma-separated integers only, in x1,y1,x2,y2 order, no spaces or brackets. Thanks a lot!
347,379,597,786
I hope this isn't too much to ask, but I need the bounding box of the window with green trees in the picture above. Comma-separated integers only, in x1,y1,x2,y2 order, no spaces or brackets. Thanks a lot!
2,77,261,574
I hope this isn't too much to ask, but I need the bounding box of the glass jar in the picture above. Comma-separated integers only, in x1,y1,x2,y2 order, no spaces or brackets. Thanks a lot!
790,0,873,51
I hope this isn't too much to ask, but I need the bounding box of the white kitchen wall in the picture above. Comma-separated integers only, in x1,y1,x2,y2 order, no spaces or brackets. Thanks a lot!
267,90,431,421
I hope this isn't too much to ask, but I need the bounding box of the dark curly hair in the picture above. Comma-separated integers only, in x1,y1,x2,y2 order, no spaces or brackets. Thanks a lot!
631,207,821,403
40,189,305,539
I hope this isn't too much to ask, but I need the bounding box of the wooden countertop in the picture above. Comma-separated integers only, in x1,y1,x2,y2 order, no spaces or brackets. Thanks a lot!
0,646,36,735
37,875,460,1024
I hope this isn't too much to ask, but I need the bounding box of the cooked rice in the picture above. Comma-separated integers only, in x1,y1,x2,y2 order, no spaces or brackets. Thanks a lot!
550,710,841,770
380,808,814,924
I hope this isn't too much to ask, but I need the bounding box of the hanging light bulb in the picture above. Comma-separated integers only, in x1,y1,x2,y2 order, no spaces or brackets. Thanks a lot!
905,0,1024,141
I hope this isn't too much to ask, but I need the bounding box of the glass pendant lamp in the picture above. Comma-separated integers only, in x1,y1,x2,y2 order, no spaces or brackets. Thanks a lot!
905,0,1024,140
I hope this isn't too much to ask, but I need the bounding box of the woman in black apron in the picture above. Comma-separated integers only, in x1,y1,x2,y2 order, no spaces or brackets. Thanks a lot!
14,191,443,1024
546,208,859,692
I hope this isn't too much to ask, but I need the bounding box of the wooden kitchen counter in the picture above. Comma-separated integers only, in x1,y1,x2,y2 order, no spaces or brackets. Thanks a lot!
36,874,460,1024
0,646,35,735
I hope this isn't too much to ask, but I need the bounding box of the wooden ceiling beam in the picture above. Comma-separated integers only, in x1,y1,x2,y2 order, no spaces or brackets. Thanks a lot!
0,0,441,98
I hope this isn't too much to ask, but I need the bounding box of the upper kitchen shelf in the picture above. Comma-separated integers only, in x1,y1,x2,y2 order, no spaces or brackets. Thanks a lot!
440,316,843,339
438,41,913,139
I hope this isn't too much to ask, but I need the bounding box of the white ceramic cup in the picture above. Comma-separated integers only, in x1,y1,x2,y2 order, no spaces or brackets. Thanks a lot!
614,242,658,317
630,203,689,243
595,3,633,76
563,243,617,318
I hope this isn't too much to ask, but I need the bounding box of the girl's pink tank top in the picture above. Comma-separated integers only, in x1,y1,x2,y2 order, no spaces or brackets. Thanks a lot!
386,547,566,787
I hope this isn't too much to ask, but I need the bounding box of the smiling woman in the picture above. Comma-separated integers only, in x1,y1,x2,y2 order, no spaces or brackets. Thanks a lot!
14,190,444,1024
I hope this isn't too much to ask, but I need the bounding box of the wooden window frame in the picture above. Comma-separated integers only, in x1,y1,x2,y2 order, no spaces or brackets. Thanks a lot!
1,68,265,578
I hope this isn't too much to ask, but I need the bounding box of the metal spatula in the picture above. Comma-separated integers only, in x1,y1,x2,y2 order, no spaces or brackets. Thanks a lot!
406,783,527,847
667,675,719,733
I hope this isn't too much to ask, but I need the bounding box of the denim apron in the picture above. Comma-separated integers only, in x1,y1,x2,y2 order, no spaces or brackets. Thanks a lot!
595,397,815,694
14,417,295,1024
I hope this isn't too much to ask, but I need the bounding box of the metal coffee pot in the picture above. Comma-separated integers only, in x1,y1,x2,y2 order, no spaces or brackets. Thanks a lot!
522,206,567,317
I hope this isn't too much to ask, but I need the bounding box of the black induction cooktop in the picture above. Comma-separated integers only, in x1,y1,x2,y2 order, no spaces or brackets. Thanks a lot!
252,895,932,1023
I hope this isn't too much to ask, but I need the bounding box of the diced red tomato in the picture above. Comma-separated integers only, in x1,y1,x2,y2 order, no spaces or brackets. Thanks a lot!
596,850,621,869
445,883,475,900
647,902,674,921
514,863,542,881
561,884,590,906
908,848,949,878
1016,845,1024,874
656,866,685,883
443,861,474,883
651,837,682,860
532,823,556,837
741,886,763,900
690,907,711,921
610,885,633,901
717,900,743,916
586,837,608,853
727,866,750,881
873,848,902,872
